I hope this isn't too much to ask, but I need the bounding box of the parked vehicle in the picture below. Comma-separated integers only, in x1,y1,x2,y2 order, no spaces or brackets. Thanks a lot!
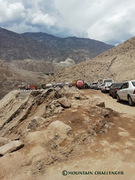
94,83,102,90
64,81,72,87
101,84,110,92
90,82,98,89
89,83,93,89
102,79,113,85
25,84,37,90
76,80,84,89
83,82,89,89
18,84,26,90
29,84,37,90
117,80,135,106
45,83,53,88
36,83,42,89
54,82,63,88
41,83,46,89
109,82,124,98
72,80,77,87
101,79,113,92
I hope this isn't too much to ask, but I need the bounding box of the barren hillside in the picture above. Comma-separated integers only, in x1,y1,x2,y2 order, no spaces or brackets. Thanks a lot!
47,36,135,83
0,58,76,100
0,60,49,99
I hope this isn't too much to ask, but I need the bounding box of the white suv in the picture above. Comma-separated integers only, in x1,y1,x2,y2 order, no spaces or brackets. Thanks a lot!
101,79,113,92
117,80,135,106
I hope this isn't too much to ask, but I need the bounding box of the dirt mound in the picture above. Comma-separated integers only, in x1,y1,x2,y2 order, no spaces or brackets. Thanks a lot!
1,87,134,179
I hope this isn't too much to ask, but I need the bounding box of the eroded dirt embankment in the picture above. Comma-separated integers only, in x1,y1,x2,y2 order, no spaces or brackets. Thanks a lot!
0,88,135,180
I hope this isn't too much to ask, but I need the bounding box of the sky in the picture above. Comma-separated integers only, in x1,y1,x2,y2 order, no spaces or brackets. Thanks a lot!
0,0,135,45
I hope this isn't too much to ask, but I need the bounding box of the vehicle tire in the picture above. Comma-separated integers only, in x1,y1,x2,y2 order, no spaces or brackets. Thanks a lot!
128,96,134,106
101,90,104,93
117,95,121,102
112,93,116,99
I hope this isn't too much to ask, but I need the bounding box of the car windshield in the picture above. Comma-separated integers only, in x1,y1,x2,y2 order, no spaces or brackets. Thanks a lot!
114,83,123,88
104,80,112,83
132,81,135,86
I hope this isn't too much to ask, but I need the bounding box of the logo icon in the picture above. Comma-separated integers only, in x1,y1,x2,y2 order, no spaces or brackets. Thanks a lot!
62,170,68,176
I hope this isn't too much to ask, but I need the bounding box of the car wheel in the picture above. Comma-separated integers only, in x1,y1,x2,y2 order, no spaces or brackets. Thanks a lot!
112,93,116,99
128,96,134,106
117,95,121,102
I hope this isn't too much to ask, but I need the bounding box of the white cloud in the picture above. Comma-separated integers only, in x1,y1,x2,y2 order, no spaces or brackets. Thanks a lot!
29,11,56,27
86,0,135,44
0,0,135,45
0,1,24,22
32,14,55,26
53,0,135,44
0,0,56,32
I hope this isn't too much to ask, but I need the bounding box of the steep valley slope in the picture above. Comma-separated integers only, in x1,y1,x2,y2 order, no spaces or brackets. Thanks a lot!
47,36,135,83
0,59,50,100
0,58,75,100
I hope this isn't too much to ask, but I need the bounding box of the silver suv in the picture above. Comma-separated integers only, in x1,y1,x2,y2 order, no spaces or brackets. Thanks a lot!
117,80,135,106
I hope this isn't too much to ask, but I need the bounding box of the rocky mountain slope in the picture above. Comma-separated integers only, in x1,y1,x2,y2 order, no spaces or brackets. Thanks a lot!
23,32,114,63
48,36,135,83
0,27,59,61
0,27,113,62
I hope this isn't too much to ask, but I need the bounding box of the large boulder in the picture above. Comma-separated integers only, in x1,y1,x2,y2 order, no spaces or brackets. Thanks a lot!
58,97,71,108
47,120,72,136
25,120,72,145
0,141,24,156
46,120,72,145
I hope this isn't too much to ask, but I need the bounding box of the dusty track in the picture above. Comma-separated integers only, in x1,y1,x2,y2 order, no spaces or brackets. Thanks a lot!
83,89,135,116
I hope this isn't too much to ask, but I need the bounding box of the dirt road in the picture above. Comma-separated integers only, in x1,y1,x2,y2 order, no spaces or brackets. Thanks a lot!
83,89,135,116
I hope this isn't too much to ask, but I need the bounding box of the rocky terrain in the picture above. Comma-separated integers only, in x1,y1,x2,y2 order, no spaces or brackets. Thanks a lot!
0,87,135,180
0,27,113,62
0,58,76,100
48,36,135,83
0,59,49,100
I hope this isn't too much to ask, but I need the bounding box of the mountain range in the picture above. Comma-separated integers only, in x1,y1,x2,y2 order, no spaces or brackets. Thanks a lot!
0,27,114,62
